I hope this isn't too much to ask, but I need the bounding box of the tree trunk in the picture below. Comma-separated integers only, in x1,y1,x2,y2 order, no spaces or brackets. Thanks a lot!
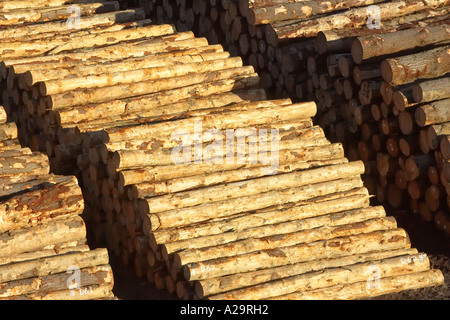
412,77,450,103
174,217,397,269
0,245,90,266
150,189,370,249
141,161,365,214
0,216,87,259
6,283,115,300
0,152,50,176
3,32,204,66
0,0,107,11
208,253,431,300
54,77,262,126
0,248,110,283
143,177,365,231
40,56,243,95
0,24,176,60
427,122,450,150
163,206,386,258
0,265,113,299
184,228,411,281
0,2,120,27
196,248,418,298
0,175,84,232
129,156,347,199
47,66,256,109
248,0,386,25
266,0,446,46
109,129,327,171
269,270,443,300
352,24,450,64
381,46,450,85
0,108,6,125
440,135,450,160
25,50,230,86
0,9,145,39
415,98,450,127
102,102,316,143
0,122,18,141
118,143,344,188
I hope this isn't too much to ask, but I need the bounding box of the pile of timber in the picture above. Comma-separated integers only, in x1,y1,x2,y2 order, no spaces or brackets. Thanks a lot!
292,10,450,232
0,105,115,300
0,0,445,300
144,0,450,236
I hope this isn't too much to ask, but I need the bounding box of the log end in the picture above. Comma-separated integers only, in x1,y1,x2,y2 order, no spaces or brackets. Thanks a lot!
380,60,393,84
414,107,427,128
399,111,414,135
194,281,205,300
412,84,423,103
351,39,363,65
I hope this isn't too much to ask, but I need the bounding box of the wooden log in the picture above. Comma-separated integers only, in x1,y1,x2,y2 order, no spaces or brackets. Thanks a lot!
0,2,120,27
163,206,387,258
0,152,50,176
247,0,386,25
40,56,243,95
141,161,365,214
109,129,328,171
404,155,435,181
196,248,418,298
415,99,450,127
398,109,416,135
0,245,90,266
440,135,450,160
175,217,399,270
352,24,450,64
25,50,231,86
129,155,346,200
0,175,84,232
55,78,263,125
143,177,365,232
102,102,316,143
207,253,431,300
0,216,87,259
47,66,257,109
0,9,145,40
184,228,411,281
99,117,306,162
427,123,450,151
118,142,344,190
150,189,370,249
0,108,6,125
3,32,205,66
0,24,177,60
6,282,115,300
0,0,106,11
269,270,444,300
0,265,113,299
0,122,18,141
266,0,449,46
381,46,450,85
412,77,450,103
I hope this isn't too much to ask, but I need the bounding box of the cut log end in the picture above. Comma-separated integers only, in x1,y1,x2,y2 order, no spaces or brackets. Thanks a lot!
381,60,394,84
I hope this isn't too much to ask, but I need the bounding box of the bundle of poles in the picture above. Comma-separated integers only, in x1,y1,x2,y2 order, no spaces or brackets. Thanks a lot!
0,104,115,300
145,0,450,236
0,0,446,300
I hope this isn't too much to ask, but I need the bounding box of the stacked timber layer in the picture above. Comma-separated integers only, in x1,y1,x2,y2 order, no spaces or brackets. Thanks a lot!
0,1,445,300
145,0,450,236
0,105,115,300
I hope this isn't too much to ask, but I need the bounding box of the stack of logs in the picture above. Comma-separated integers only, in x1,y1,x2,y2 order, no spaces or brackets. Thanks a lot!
145,0,450,236
0,105,115,300
0,0,445,300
